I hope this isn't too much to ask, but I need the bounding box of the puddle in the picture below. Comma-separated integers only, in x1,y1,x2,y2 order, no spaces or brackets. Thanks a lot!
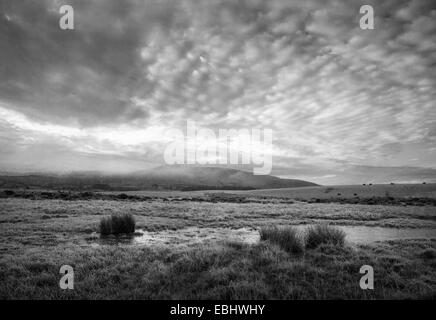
86,225,436,248
289,225,436,245
88,227,260,248
334,226,436,244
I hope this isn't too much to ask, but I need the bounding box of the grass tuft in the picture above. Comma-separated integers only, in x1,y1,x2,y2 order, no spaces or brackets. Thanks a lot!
259,226,304,254
305,224,346,249
99,213,135,235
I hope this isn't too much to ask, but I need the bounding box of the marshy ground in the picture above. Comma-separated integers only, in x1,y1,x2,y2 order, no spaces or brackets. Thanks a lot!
0,185,435,299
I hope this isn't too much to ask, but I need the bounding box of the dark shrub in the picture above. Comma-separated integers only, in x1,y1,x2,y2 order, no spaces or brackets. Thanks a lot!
4,190,15,196
305,224,346,249
99,213,135,235
418,248,436,260
80,192,94,198
260,226,304,254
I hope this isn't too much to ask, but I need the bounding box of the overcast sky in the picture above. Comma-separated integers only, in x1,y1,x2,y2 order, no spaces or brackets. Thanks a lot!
0,0,435,184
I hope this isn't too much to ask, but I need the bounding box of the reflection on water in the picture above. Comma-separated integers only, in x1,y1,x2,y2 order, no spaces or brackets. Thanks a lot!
88,225,436,248
290,225,436,244
89,227,260,248
335,226,436,244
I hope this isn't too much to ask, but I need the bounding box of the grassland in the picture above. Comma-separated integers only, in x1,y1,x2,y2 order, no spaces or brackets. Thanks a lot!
237,183,436,196
1,239,435,299
0,184,435,299
233,183,436,202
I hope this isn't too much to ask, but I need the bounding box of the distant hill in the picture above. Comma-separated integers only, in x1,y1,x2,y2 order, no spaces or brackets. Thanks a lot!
0,166,317,191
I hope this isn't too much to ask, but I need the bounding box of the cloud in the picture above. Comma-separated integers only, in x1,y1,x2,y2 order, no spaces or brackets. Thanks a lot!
0,0,435,183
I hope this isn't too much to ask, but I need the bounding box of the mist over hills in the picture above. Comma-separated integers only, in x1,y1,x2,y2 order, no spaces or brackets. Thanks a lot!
0,165,317,191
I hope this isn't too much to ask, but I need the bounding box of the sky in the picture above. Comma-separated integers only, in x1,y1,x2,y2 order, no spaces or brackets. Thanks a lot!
0,0,435,185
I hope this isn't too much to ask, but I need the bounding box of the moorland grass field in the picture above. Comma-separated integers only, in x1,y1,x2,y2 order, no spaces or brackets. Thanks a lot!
0,184,435,299
232,183,436,201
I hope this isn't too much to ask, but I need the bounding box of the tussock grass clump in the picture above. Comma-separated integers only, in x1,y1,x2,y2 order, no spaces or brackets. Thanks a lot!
259,226,304,254
99,213,135,235
305,224,346,249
